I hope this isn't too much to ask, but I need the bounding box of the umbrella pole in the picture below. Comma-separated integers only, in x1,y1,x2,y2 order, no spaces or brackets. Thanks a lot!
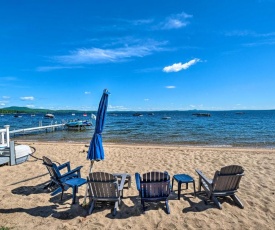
83,160,94,205
89,160,95,173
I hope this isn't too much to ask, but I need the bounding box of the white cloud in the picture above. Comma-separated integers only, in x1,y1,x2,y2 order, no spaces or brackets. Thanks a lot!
163,58,200,73
225,30,275,37
165,86,176,89
161,12,192,30
243,38,275,47
144,98,149,101
36,66,83,72
132,19,154,26
20,96,34,101
225,30,255,37
189,104,203,109
54,40,166,64
1,76,17,81
84,92,91,94
26,104,35,108
134,67,162,73
108,105,128,110
0,96,10,105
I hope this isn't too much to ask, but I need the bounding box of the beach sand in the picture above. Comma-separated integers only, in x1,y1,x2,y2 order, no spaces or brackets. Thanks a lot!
0,141,274,229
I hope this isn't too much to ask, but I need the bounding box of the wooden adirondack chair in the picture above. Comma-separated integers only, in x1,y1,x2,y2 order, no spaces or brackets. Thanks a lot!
196,165,245,209
42,156,86,204
43,156,82,189
135,171,171,214
87,172,126,216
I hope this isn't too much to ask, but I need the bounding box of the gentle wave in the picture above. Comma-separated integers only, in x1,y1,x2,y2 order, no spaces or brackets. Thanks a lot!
1,110,275,148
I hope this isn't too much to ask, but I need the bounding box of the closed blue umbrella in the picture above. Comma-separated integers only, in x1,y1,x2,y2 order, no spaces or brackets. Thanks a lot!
84,89,109,205
87,89,110,162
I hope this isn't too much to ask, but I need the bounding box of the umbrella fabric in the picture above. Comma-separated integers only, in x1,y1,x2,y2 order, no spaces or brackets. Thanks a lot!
87,89,109,161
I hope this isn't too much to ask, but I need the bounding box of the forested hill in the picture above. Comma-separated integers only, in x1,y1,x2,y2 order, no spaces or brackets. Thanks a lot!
0,106,87,114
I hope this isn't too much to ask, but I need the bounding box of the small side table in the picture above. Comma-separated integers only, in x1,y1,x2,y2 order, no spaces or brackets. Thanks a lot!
172,174,196,200
113,173,132,189
113,173,132,198
64,177,87,204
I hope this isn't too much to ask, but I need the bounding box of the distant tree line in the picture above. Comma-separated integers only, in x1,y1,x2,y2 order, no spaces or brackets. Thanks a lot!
0,106,89,114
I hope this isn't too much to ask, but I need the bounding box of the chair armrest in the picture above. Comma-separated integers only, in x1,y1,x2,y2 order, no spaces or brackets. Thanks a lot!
164,171,170,180
195,169,212,186
118,174,127,191
135,173,141,191
168,181,172,191
57,162,71,171
60,166,83,179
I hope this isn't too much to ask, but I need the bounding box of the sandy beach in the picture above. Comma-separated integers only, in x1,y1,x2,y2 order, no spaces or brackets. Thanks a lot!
0,141,274,229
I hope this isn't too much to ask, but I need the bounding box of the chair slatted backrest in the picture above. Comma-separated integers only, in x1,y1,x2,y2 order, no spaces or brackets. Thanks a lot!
88,172,119,199
42,156,61,179
142,171,170,182
213,165,244,192
140,171,170,198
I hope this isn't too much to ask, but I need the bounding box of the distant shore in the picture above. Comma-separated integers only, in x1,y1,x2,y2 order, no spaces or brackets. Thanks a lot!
0,141,274,229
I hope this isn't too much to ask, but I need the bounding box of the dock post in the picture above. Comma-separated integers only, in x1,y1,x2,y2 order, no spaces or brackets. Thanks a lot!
4,125,10,147
1,130,4,145
9,141,16,166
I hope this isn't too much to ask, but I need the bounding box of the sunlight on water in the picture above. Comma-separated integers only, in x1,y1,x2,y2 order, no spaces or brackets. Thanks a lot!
1,111,275,148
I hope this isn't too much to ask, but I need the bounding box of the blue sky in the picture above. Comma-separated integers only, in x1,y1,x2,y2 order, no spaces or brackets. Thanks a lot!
1,0,275,111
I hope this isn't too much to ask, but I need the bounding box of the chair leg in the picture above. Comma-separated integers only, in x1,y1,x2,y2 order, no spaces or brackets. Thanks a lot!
89,200,95,214
211,195,222,209
193,181,196,197
44,181,55,189
113,201,118,216
51,187,62,196
178,182,181,200
198,178,202,192
171,178,174,192
61,190,64,201
230,194,244,209
72,186,77,204
165,200,170,214
121,188,124,198
141,200,146,211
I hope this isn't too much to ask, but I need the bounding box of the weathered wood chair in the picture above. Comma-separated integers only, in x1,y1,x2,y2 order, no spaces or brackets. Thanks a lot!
42,156,86,204
196,165,245,209
87,172,126,216
135,171,171,214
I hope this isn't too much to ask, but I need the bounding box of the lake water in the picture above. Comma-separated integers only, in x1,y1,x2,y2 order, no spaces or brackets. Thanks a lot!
1,110,275,148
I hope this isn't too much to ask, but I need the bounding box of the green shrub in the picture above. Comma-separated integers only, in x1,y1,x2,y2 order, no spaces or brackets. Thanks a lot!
0,227,10,230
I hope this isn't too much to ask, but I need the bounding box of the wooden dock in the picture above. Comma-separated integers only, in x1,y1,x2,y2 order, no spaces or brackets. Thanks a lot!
1,123,67,146
9,124,66,136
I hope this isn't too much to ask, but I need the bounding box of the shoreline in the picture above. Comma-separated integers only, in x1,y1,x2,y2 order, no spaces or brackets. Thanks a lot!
15,139,275,152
